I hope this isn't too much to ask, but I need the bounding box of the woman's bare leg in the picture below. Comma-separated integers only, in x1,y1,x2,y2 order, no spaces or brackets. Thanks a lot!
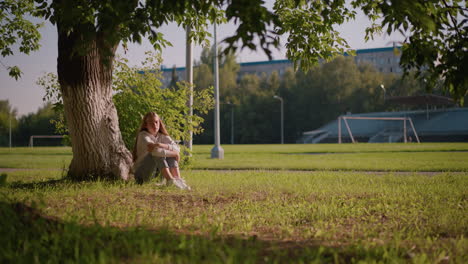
169,167,181,179
160,168,173,180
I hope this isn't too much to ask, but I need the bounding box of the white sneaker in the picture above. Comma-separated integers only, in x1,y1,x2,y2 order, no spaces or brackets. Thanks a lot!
167,178,186,189
178,178,191,190
175,178,191,190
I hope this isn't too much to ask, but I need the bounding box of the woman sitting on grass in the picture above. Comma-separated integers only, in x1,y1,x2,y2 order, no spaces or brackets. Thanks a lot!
132,112,190,190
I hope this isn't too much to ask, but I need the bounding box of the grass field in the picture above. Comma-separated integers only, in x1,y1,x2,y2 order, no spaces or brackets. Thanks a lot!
2,143,468,171
1,143,467,263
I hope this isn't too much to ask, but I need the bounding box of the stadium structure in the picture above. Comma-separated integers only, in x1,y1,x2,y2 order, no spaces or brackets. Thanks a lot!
298,106,468,143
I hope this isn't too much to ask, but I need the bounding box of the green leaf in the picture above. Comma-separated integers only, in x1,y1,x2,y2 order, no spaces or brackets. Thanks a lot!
8,66,22,80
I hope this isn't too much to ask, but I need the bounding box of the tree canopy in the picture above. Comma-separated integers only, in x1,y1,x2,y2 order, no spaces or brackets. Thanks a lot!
353,0,467,104
4,0,466,102
0,0,42,79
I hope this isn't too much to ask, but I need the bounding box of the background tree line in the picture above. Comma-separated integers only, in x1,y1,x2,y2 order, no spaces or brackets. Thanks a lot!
1,48,455,147
190,47,450,144
1,48,459,148
0,101,61,147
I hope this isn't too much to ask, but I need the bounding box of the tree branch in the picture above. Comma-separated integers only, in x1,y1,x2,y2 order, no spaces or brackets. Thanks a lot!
442,0,463,38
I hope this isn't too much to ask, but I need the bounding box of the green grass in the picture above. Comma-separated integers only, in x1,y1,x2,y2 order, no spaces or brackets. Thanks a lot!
0,147,71,169
192,143,468,171
1,144,468,263
193,143,468,154
193,151,468,171
2,143,468,171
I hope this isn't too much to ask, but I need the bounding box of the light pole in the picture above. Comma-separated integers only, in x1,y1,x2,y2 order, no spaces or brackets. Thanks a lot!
380,84,386,101
211,23,224,159
9,110,12,148
185,25,193,152
273,95,284,144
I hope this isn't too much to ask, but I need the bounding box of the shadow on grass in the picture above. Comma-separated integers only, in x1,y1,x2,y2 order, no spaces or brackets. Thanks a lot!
0,201,412,263
5,176,129,190
6,179,69,190
0,152,73,156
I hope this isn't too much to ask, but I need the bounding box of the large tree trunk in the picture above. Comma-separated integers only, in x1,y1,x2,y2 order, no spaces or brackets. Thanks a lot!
57,28,132,181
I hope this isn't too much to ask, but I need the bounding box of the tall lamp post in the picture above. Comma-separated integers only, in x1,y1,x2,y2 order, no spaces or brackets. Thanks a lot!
273,95,284,144
211,23,224,159
185,25,193,152
9,110,12,148
380,84,386,101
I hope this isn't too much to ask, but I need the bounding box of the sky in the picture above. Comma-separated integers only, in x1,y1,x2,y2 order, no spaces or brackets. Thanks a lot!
0,5,403,117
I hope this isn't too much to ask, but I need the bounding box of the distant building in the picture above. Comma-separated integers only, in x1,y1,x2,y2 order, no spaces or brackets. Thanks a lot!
160,46,402,87
354,47,402,74
237,59,293,79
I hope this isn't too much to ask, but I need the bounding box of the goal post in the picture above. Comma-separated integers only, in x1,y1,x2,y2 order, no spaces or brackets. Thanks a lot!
338,116,420,143
29,135,66,147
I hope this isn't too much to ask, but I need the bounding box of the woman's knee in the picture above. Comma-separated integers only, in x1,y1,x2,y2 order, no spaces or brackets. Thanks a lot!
153,156,170,170
166,157,179,168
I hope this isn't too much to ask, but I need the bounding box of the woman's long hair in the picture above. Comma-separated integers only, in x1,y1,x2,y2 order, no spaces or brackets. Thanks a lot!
132,112,169,162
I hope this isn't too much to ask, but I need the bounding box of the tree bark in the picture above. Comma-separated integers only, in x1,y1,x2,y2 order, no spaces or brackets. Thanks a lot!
57,28,132,181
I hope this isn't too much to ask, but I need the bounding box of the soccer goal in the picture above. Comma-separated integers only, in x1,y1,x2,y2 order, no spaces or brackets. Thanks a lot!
29,135,66,147
337,116,420,144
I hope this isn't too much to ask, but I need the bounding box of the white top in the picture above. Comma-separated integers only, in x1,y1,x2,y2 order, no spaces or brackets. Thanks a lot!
133,130,180,171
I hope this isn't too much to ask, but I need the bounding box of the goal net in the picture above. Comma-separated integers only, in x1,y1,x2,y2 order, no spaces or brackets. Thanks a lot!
29,135,66,147
338,116,420,143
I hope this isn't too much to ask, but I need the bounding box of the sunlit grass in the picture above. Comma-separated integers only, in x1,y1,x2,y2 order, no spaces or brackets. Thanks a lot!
193,142,468,154
192,151,468,171
1,144,467,262
2,169,467,263
0,147,71,169
2,143,468,171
